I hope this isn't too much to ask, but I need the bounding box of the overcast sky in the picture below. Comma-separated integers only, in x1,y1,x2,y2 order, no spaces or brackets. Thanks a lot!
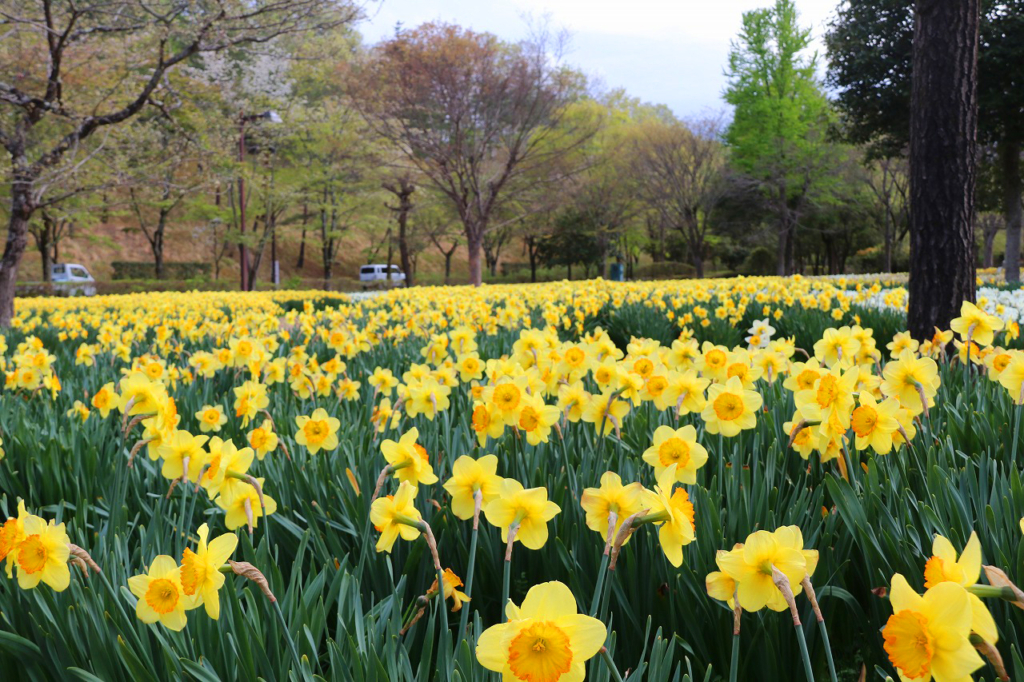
359,0,841,119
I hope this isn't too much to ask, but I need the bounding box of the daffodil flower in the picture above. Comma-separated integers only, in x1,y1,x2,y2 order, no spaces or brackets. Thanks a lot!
883,574,983,682
128,555,188,631
180,523,238,619
476,581,606,682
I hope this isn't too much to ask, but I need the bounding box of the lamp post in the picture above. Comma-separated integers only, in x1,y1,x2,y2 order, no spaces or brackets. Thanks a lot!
237,110,281,291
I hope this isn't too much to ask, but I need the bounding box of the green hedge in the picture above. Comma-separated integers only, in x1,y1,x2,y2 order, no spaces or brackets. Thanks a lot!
111,261,211,280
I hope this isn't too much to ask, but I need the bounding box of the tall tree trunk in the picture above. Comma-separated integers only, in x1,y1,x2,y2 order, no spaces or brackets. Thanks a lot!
883,209,894,272
153,209,169,280
907,0,980,341
776,226,789,277
0,174,35,327
983,229,996,267
444,249,454,284
396,190,413,288
527,236,538,283
297,203,308,268
692,251,704,279
38,214,53,282
467,229,483,286
1002,137,1022,282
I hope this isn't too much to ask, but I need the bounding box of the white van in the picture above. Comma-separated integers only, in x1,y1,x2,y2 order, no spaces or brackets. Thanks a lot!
51,263,96,296
359,264,406,288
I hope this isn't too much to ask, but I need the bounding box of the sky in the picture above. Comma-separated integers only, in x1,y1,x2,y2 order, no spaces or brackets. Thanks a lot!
359,0,841,119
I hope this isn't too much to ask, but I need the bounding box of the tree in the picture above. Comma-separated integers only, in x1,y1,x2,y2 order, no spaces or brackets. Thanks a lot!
418,202,461,284
0,0,355,325
864,156,910,272
353,22,591,286
632,115,727,278
382,174,416,286
117,112,208,279
827,0,1024,281
724,0,836,276
906,0,980,340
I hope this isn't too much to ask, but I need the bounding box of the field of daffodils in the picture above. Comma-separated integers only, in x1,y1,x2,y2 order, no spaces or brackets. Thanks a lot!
2,275,1024,682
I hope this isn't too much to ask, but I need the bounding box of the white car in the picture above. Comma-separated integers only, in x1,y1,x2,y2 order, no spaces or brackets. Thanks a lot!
359,264,406,288
51,263,96,296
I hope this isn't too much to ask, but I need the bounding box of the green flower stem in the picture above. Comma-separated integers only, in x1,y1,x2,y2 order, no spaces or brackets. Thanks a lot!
817,619,838,682
501,520,522,623
772,567,814,682
793,622,815,682
730,590,741,682
967,584,1017,600
802,578,837,682
729,632,740,682
457,491,483,641
599,646,625,682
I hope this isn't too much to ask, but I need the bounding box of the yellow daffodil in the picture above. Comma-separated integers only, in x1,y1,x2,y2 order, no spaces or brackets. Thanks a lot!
881,350,940,415
484,479,561,550
951,301,1003,347
443,455,502,520
195,404,228,433
13,515,71,591
997,351,1024,404
517,393,560,445
702,376,762,437
217,481,277,531
581,389,631,436
157,430,209,481
470,400,505,446
882,574,982,682
180,523,237,619
369,481,422,553
716,526,816,612
381,427,438,486
850,393,902,454
476,581,606,682
90,382,117,418
642,425,708,484
922,531,997,644
128,555,188,631
580,471,644,545
294,407,341,455
246,419,279,459
639,465,696,567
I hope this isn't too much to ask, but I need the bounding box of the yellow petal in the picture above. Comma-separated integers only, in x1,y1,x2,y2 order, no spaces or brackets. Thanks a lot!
150,555,179,579
968,593,998,644
889,574,924,614
559,613,607,661
932,534,958,564
474,622,510,672
957,532,981,585
207,533,238,567
519,581,578,619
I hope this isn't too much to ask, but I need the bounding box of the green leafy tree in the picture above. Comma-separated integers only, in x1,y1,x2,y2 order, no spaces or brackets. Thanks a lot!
724,0,836,276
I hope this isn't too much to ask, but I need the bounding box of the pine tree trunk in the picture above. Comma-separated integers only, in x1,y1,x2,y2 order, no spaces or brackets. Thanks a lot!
1002,137,1022,282
907,0,980,341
